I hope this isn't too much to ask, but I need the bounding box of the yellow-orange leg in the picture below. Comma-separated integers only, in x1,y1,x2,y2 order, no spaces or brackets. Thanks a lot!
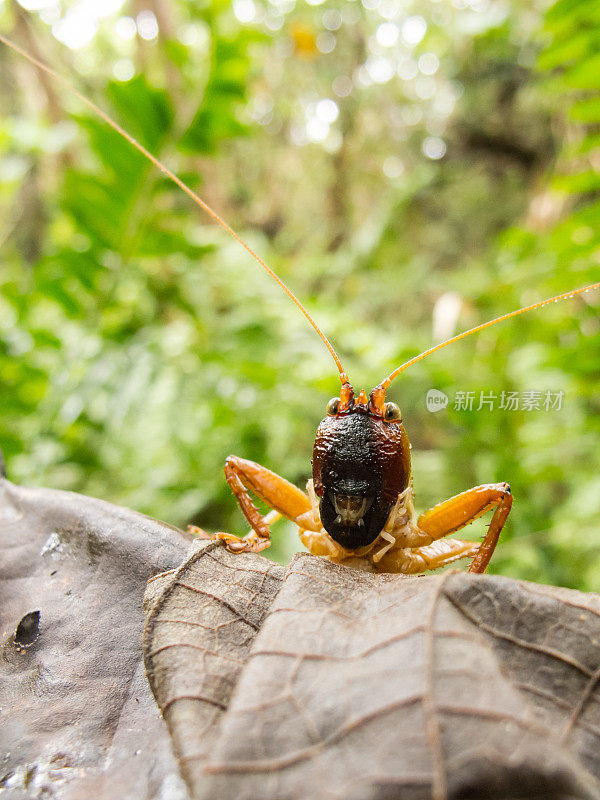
188,456,320,554
377,538,480,574
416,482,512,573
189,509,281,549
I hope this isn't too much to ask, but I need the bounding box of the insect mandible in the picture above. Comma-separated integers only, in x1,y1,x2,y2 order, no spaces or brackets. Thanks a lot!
2,34,599,575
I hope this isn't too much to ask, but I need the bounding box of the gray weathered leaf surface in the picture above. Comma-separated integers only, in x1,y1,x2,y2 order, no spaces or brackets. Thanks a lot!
4,469,600,800
145,545,600,800
0,476,192,800
143,541,284,795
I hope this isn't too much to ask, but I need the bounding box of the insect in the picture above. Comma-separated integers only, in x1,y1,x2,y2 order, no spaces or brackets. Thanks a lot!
2,34,599,575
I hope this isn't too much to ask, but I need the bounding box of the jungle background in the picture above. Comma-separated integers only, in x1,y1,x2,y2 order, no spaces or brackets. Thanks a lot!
0,0,598,589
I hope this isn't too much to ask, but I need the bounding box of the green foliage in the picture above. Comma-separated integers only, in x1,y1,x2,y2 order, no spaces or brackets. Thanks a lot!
0,0,598,584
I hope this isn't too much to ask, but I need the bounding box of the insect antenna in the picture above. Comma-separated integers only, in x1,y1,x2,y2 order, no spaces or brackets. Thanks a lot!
379,282,600,390
0,33,349,384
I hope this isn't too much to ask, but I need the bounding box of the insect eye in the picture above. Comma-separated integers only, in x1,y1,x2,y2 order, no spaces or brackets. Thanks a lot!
326,398,341,416
384,402,402,421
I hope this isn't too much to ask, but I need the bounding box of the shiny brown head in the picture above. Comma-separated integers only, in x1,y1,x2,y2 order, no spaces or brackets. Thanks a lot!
312,382,411,550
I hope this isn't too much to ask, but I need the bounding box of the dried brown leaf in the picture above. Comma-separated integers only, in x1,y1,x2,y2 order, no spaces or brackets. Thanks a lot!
145,547,600,800
143,541,284,795
4,469,600,800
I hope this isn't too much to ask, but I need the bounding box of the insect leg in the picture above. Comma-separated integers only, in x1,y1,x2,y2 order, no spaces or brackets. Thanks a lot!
416,483,513,573
377,538,480,574
189,509,281,544
189,456,319,554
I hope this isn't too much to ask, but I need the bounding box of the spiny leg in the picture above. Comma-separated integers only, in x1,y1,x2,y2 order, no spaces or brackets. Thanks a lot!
377,538,480,574
189,509,281,546
188,455,320,554
416,482,512,573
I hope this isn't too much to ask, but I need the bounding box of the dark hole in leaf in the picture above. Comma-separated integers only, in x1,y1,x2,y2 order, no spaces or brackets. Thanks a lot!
14,610,40,647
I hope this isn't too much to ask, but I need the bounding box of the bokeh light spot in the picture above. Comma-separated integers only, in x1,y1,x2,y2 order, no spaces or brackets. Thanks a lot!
418,52,439,75
366,56,394,84
332,75,353,97
317,32,336,53
113,59,134,81
322,9,342,30
115,16,136,41
376,22,399,47
402,16,427,46
234,0,256,22
137,9,158,40
383,156,405,178
422,136,447,159
316,98,339,123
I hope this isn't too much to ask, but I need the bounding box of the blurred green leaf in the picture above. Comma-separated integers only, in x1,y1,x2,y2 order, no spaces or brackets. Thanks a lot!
1,0,599,586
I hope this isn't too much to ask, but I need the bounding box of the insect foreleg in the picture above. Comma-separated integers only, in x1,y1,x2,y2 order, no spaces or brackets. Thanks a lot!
377,538,480,574
415,482,513,573
189,456,319,554
189,508,281,546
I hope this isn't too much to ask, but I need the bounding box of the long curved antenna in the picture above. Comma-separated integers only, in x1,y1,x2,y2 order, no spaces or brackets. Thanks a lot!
379,282,600,390
0,33,348,383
